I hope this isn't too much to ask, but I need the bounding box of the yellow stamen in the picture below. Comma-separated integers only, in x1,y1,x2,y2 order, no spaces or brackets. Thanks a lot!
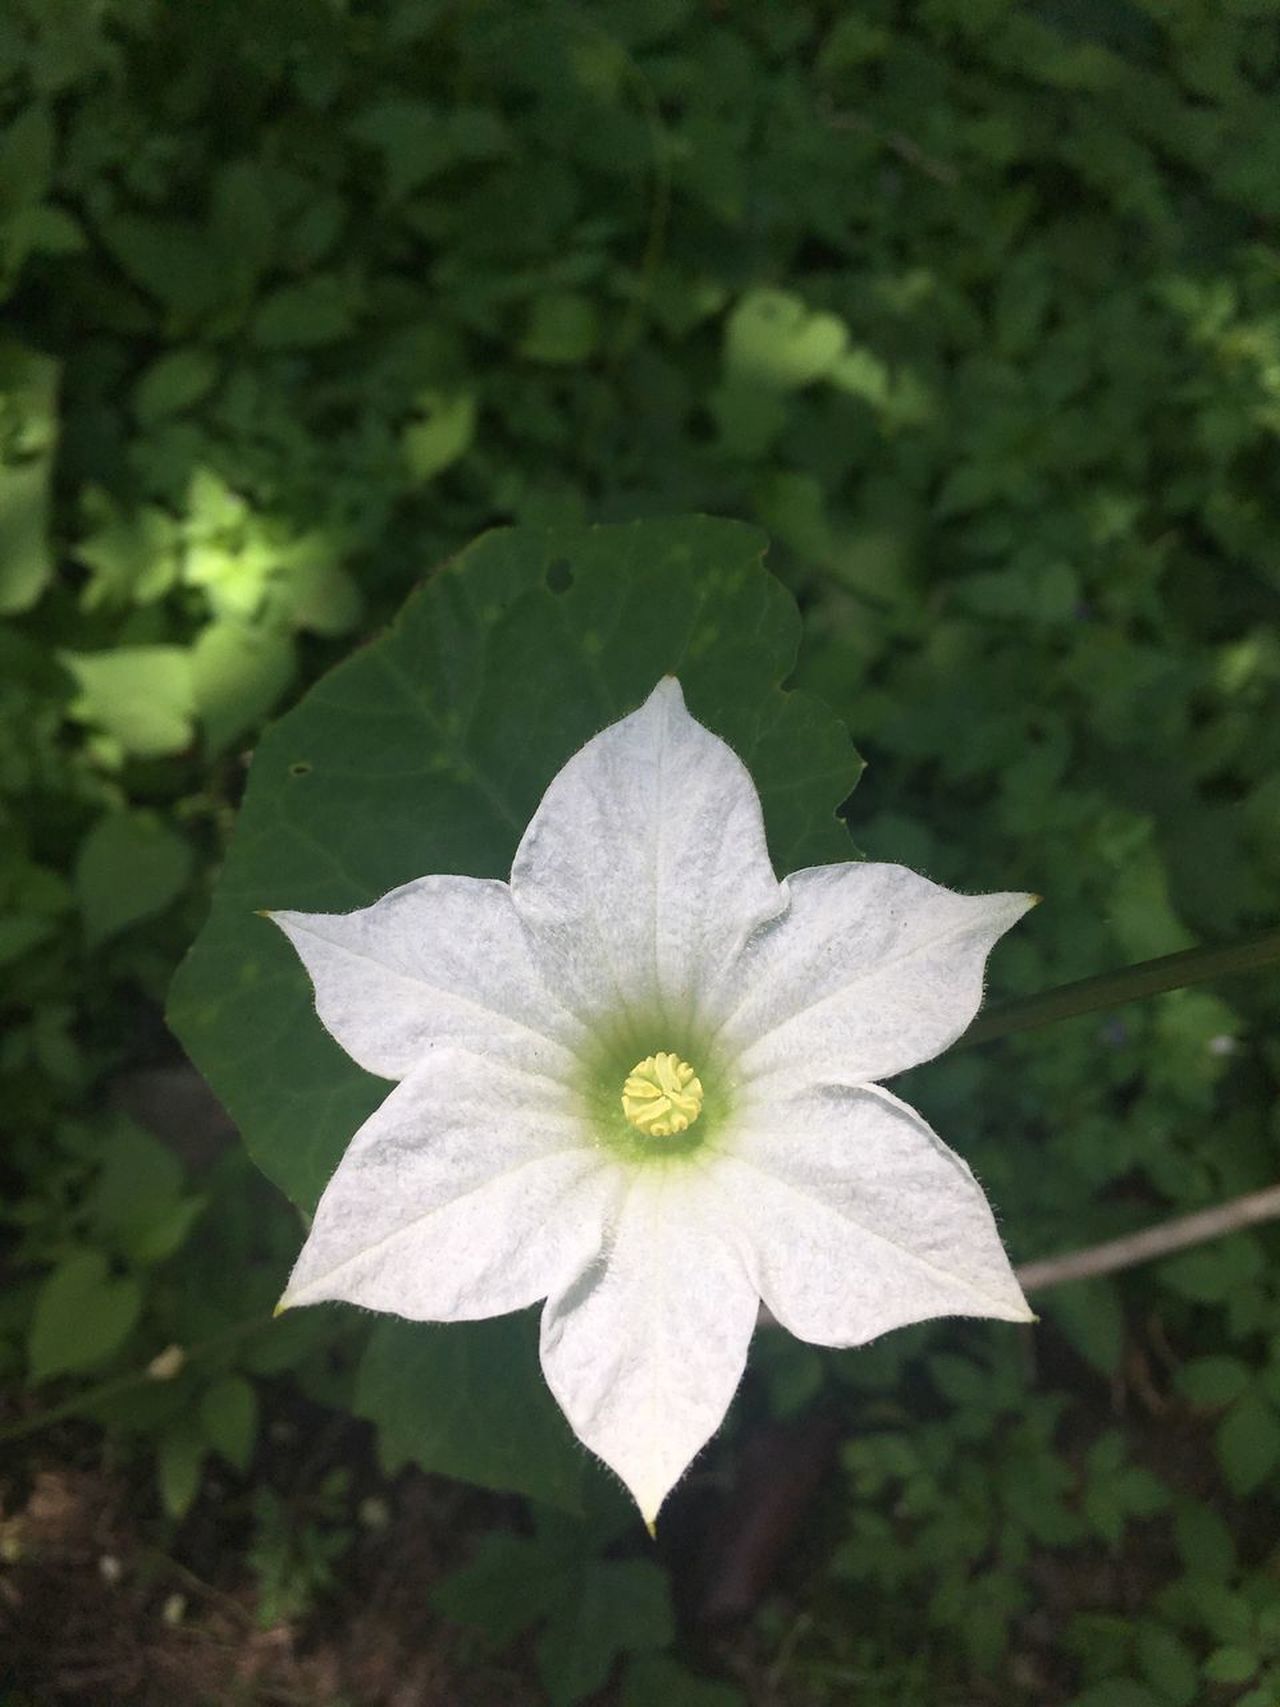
621,1052,704,1138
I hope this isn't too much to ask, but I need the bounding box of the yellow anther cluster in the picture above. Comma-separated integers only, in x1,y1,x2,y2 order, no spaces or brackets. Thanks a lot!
621,1052,704,1138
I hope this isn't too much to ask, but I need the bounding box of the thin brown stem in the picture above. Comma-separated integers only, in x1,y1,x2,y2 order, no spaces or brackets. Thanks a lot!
1015,1183,1280,1293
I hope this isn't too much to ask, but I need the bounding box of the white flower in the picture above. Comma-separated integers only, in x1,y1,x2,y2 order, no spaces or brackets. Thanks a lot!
269,678,1034,1523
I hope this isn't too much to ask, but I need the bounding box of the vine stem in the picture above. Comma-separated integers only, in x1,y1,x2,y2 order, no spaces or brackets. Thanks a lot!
1015,1184,1280,1293
961,926,1280,1048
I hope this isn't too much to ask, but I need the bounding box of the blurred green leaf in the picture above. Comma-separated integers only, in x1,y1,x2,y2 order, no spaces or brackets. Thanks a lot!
97,213,224,318
89,1118,184,1239
200,1374,257,1472
133,347,220,424
1071,1684,1164,1707
1177,1356,1252,1408
0,104,54,208
0,340,58,614
157,1420,206,1518
349,98,507,198
622,1654,746,1707
62,645,195,756
74,810,193,944
251,277,355,349
191,621,296,752
402,390,477,481
537,1558,673,1706
1216,1392,1280,1496
1044,1279,1126,1377
724,288,848,391
1172,1499,1236,1580
1203,1647,1261,1685
28,1251,141,1382
73,493,179,609
435,1524,674,1707
519,292,601,364
1134,1624,1198,1707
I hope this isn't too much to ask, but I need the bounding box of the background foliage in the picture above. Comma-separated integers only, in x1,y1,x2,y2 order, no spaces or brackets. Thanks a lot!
2,0,1279,1702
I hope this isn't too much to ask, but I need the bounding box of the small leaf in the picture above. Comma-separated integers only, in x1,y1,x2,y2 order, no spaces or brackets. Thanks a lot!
0,104,54,208
0,912,57,966
402,390,476,481
72,494,179,609
157,1421,206,1518
1177,1356,1252,1408
199,1375,257,1472
62,645,195,757
622,1653,746,1707
1159,1235,1265,1304
133,347,220,424
1045,1279,1126,1376
97,213,223,318
1070,1684,1164,1707
349,98,507,198
1203,1647,1260,1685
536,1559,674,1707
0,340,59,615
1172,1499,1236,1580
74,810,193,945
28,1251,141,1382
276,559,362,637
724,287,848,391
23,203,86,256
1135,1624,1198,1707
1217,1391,1280,1495
191,621,296,751
518,292,600,365
90,1118,184,1239
251,276,355,348
0,460,54,616
432,1530,560,1650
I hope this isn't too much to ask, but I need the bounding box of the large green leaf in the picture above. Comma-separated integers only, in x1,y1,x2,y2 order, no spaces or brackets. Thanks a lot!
167,517,861,1504
168,517,861,1209
355,1312,585,1511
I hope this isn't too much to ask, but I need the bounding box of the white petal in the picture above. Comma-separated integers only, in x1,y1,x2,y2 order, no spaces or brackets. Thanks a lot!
270,874,585,1081
510,678,784,1033
719,864,1035,1084
715,1081,1031,1344
539,1166,759,1524
282,1050,620,1320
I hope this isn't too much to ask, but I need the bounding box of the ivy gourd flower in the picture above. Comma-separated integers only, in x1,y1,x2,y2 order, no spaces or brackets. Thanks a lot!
270,679,1034,1523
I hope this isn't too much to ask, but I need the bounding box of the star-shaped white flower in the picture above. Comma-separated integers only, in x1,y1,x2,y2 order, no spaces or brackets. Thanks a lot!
269,678,1033,1523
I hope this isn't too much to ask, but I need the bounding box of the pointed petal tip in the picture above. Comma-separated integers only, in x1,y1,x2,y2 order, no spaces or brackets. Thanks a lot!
633,1475,673,1533
272,1295,291,1318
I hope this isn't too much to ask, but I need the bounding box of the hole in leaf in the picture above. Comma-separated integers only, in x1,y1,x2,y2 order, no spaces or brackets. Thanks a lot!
545,558,573,594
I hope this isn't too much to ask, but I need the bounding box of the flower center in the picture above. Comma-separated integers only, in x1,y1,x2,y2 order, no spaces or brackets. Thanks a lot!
621,1052,704,1138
